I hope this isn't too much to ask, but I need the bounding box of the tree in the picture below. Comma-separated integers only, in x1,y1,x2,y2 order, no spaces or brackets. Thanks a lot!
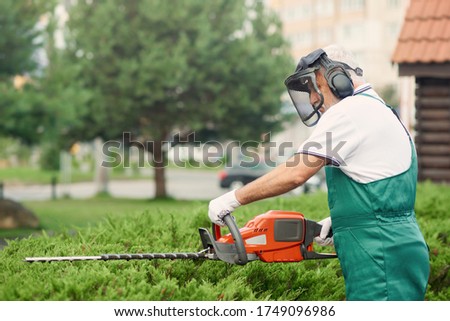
37,14,93,168
0,1,92,170
64,0,293,198
0,0,58,146
0,0,56,79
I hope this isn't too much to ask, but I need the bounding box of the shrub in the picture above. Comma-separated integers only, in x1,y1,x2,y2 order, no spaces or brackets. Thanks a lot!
0,183,448,300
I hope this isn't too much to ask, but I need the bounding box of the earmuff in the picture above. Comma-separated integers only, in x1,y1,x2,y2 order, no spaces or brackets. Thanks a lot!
319,54,354,99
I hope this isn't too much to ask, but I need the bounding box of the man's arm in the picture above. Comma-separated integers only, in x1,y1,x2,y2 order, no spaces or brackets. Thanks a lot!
236,153,326,205
208,153,326,226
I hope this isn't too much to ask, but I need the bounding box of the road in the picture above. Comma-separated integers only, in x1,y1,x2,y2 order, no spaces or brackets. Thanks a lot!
3,168,226,201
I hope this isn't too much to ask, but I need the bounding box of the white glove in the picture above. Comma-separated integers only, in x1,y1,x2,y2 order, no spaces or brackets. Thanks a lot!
208,190,241,226
314,217,334,246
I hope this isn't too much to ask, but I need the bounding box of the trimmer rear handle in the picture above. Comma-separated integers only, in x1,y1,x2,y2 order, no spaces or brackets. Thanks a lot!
302,219,337,260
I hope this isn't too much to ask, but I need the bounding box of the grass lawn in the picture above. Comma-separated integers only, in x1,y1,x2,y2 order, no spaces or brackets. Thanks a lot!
0,196,207,240
0,164,221,186
0,167,150,186
0,167,61,185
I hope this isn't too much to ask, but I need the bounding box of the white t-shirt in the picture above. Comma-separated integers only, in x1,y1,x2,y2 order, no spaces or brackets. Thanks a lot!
297,84,412,183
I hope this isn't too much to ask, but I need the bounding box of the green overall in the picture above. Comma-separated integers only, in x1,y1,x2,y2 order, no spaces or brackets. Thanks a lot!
326,96,430,300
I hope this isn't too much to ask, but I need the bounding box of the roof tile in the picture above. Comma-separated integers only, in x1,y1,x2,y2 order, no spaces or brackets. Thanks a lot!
392,0,450,63
435,40,450,61
436,0,450,19
399,19,417,40
406,0,426,20
416,19,432,40
422,0,440,19
428,19,450,41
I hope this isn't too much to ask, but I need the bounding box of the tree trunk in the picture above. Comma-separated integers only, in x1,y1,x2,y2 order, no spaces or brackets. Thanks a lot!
152,139,167,198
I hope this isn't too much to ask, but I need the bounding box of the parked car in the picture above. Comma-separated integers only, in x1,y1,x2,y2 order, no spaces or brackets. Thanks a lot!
218,162,271,190
218,162,325,194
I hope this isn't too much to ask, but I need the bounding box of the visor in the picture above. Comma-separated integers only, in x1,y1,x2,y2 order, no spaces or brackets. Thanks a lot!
285,66,324,127
284,48,363,127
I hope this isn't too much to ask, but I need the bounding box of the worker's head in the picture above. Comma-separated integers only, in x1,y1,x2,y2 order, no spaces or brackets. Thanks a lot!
284,44,364,126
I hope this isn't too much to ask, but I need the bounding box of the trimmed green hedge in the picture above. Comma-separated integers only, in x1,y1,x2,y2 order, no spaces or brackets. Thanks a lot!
0,182,448,300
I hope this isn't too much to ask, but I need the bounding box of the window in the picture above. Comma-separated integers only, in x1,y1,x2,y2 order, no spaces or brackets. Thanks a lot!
387,0,400,8
387,21,400,38
316,0,335,17
342,23,364,41
280,5,313,22
318,28,333,44
300,3,313,19
341,0,366,12
290,32,313,47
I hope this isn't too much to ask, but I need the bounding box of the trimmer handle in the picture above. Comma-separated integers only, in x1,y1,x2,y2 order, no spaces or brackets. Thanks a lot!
302,219,337,260
212,212,248,265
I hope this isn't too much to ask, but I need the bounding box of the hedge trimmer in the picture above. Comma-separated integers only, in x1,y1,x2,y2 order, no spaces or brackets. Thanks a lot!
24,210,336,264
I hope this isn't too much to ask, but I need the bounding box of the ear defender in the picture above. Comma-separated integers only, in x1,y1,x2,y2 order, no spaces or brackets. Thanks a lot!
320,54,354,99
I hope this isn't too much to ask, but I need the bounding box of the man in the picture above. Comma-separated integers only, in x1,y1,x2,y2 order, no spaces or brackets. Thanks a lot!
208,44,430,300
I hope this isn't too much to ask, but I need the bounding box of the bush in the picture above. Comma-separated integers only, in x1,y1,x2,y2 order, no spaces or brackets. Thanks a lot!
0,183,448,300
39,144,60,171
414,182,450,300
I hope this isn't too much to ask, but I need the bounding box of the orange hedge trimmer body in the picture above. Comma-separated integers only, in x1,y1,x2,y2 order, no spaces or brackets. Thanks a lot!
25,210,336,264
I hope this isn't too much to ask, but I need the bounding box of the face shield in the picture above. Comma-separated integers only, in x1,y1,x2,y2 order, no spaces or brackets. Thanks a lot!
284,66,324,127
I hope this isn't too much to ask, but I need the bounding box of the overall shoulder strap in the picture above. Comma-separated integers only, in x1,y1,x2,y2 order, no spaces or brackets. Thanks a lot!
357,93,412,142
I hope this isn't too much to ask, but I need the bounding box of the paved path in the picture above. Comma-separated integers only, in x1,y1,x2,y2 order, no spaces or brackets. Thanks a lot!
3,169,225,201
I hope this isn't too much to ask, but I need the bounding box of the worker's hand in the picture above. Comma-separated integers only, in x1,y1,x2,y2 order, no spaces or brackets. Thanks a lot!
208,190,241,226
314,217,334,246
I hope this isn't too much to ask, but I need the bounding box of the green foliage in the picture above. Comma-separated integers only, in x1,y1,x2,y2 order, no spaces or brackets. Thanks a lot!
60,0,293,197
33,50,93,150
378,84,400,108
39,143,60,170
0,0,56,77
0,183,448,300
0,197,343,301
64,0,293,141
2,0,294,197
0,1,90,150
415,182,450,300
0,136,32,164
0,82,46,145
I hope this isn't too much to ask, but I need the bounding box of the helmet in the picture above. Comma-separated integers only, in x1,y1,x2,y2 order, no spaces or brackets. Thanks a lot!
284,48,362,126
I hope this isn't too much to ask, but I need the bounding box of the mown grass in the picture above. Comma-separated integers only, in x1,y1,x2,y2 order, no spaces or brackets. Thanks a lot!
0,167,61,185
0,197,186,239
0,166,150,186
0,164,219,186
0,182,448,300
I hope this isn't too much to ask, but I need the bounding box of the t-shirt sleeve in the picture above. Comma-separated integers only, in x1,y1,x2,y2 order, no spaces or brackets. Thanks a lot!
296,109,360,167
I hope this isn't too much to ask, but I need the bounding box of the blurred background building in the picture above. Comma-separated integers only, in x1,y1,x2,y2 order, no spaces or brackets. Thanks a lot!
267,0,409,89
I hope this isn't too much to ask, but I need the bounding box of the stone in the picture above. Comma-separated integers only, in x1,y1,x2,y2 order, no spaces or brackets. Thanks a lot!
0,199,39,229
